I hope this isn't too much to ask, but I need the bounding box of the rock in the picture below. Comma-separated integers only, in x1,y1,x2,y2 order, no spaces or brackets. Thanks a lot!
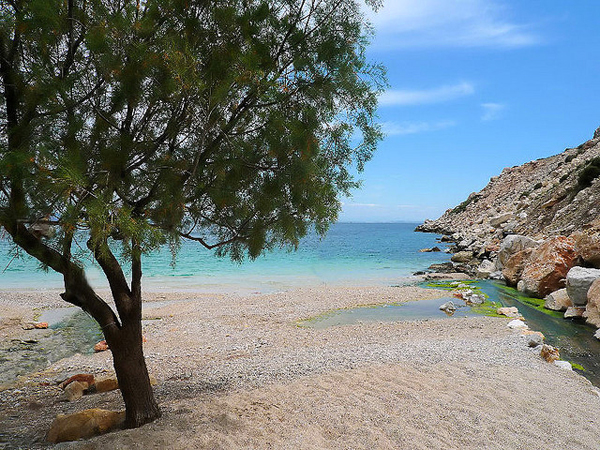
94,340,109,352
62,381,88,402
21,323,35,330
502,248,534,286
544,288,573,312
490,213,514,228
564,306,585,319
34,322,49,329
464,293,485,305
46,408,125,443
594,126,600,140
571,219,600,267
554,360,573,371
540,344,560,363
565,266,600,306
507,319,528,329
423,272,471,281
59,374,95,390
439,301,456,315
496,235,540,270
428,262,456,273
584,279,600,327
595,329,600,340
476,259,495,278
518,236,579,298
489,271,504,281
497,307,521,318
521,330,545,347
94,377,119,393
419,247,441,252
451,251,473,263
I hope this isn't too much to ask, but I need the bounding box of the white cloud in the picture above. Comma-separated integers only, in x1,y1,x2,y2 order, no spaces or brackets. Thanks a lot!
382,120,457,136
364,0,541,49
379,82,474,106
481,102,505,121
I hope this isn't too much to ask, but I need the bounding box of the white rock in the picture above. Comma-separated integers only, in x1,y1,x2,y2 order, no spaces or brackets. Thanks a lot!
496,235,540,270
507,319,528,329
476,259,496,278
439,301,456,313
566,267,600,307
554,360,573,371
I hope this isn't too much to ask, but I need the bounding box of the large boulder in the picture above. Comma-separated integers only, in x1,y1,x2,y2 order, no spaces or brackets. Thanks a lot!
544,288,572,312
518,236,578,298
571,218,600,268
565,266,600,306
585,279,600,327
502,248,534,286
496,235,540,270
47,409,125,443
476,259,496,278
451,251,473,263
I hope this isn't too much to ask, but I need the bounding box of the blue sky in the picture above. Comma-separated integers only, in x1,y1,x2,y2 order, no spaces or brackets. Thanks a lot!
339,0,600,222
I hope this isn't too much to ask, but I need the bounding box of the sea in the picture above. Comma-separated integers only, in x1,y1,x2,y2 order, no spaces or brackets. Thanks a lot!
0,223,449,293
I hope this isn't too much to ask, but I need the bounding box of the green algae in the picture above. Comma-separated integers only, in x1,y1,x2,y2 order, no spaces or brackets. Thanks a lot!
422,280,505,318
570,362,585,372
492,283,565,319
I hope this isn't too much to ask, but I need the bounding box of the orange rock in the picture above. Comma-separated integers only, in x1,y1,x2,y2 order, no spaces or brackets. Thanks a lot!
59,373,95,390
94,340,109,352
572,218,600,268
497,307,521,318
34,322,49,329
95,377,119,393
502,248,534,286
521,329,545,340
519,236,579,298
46,408,125,443
540,344,560,363
585,279,600,327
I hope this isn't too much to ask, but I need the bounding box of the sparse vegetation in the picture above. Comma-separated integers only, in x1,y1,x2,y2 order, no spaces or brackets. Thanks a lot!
576,157,600,192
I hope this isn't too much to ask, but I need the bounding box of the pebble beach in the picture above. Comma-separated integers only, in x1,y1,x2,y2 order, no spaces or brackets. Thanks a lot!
1,285,600,449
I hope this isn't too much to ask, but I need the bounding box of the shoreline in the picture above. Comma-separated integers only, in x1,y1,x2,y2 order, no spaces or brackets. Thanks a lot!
2,285,600,448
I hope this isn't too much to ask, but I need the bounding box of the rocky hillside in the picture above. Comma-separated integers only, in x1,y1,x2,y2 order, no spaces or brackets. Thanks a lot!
418,126,600,250
417,126,600,336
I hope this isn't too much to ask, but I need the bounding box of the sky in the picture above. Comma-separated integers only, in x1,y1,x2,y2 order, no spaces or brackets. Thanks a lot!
338,0,600,223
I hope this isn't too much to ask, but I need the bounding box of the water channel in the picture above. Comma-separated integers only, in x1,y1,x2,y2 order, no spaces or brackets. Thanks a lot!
302,280,600,387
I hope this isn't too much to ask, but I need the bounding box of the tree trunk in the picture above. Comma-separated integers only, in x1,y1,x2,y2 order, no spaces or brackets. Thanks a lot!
107,320,161,428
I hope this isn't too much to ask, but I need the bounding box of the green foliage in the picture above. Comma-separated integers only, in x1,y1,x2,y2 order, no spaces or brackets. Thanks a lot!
451,195,478,214
0,0,385,277
576,157,600,193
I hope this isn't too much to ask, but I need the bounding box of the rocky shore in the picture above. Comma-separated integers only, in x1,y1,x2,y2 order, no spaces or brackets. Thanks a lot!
417,126,600,338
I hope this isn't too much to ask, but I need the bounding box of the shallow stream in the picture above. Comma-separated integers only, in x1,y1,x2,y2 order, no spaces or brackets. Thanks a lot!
302,280,600,387
0,309,102,386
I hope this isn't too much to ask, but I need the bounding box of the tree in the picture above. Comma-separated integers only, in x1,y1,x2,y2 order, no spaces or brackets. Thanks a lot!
0,0,384,428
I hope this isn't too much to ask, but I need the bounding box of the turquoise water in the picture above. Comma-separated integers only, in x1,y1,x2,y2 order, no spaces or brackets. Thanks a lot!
300,297,481,329
0,223,450,292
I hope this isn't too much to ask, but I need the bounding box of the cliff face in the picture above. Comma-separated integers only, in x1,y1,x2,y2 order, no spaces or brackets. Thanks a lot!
418,128,600,254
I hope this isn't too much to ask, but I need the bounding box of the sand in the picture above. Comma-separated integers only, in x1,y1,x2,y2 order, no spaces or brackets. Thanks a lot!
1,285,600,449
